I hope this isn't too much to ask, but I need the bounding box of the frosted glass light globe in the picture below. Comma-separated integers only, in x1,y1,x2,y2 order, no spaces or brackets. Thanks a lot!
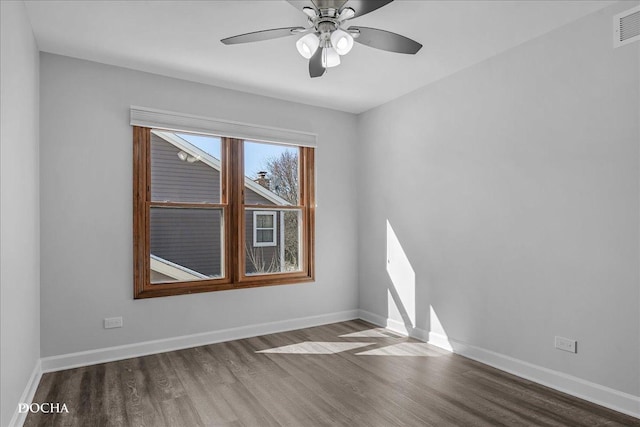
322,47,341,68
330,29,354,55
296,33,320,59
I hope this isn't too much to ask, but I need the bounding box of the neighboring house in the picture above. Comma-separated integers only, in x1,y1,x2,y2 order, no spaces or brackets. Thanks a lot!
149,130,291,282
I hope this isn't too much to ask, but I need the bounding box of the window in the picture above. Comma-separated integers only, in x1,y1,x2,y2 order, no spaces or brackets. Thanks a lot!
133,126,315,298
253,211,277,247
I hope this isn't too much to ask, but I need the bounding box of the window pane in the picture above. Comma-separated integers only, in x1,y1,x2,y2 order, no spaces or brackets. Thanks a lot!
151,131,222,203
150,207,223,283
256,214,274,228
244,140,299,205
257,229,274,243
245,208,302,275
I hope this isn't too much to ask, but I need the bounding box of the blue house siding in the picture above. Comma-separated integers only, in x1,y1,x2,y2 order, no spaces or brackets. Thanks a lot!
150,207,223,277
151,133,220,203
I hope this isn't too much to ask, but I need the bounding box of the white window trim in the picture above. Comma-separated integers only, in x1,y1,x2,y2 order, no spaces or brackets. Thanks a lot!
131,106,317,147
253,211,278,247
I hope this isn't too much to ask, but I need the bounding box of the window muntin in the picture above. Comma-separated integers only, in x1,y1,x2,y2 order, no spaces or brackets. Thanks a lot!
133,127,314,298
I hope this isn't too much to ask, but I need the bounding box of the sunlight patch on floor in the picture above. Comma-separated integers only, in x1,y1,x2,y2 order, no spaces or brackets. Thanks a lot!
355,342,444,357
256,341,373,355
339,329,396,338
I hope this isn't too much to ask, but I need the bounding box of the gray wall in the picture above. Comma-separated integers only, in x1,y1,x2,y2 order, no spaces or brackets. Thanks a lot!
357,1,639,396
40,53,359,357
0,2,41,426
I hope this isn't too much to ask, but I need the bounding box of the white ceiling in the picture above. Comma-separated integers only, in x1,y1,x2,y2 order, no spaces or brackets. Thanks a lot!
24,0,612,114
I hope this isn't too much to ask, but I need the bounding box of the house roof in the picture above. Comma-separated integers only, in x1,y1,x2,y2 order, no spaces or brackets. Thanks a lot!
152,130,290,206
150,254,208,281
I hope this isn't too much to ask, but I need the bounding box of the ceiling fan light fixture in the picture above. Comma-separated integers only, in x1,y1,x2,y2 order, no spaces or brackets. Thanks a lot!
322,47,341,68
338,7,355,21
302,6,317,19
220,0,422,78
296,33,320,59
330,29,354,55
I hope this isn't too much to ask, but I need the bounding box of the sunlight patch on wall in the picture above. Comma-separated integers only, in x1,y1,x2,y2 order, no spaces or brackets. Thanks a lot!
386,220,416,328
256,341,372,355
428,305,453,352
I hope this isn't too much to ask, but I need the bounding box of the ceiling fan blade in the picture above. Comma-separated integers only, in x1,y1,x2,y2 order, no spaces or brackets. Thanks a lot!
287,0,348,13
309,47,326,78
313,0,349,9
286,0,318,14
350,26,422,54
342,0,393,18
221,27,305,45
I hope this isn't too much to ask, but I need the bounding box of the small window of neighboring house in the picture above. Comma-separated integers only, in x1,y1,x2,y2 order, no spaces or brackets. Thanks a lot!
253,211,277,247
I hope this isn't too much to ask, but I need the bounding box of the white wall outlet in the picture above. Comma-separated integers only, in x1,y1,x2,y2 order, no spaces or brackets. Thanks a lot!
555,336,577,353
104,317,123,329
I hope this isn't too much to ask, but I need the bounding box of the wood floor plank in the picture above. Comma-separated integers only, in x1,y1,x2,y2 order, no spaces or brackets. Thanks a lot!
141,352,185,402
103,362,128,427
166,349,239,425
255,332,450,426
24,320,640,427
188,345,236,385
251,340,378,426
119,357,165,427
77,364,107,426
235,373,325,426
159,395,204,427
245,335,362,426
286,324,496,425
218,381,281,427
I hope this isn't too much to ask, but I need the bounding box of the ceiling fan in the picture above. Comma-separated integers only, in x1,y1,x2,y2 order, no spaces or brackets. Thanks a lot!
221,0,422,78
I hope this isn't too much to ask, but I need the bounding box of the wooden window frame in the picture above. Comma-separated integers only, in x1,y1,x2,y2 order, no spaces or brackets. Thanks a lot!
133,127,315,299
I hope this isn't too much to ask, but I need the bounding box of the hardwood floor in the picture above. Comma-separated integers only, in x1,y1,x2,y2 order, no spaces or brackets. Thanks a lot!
25,320,639,427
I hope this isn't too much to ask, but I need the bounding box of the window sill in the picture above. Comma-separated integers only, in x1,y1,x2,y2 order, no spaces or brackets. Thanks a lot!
134,274,314,299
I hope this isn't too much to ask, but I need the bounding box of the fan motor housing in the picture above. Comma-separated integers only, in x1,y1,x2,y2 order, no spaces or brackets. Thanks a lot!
319,8,338,18
316,20,338,35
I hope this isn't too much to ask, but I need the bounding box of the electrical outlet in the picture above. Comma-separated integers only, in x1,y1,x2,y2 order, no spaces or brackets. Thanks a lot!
555,336,576,353
104,317,123,329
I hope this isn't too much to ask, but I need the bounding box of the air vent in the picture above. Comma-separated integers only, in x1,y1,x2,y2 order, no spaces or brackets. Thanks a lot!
614,5,640,48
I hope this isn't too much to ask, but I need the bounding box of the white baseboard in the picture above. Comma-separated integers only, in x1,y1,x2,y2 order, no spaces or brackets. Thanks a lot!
358,309,640,419
41,309,359,373
8,359,42,427
23,309,640,421
358,309,429,342
427,331,454,352
447,337,640,419
357,308,388,327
